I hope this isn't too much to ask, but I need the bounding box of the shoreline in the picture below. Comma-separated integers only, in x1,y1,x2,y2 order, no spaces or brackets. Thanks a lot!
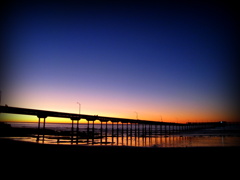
1,138,240,166
1,137,240,153
1,122,240,148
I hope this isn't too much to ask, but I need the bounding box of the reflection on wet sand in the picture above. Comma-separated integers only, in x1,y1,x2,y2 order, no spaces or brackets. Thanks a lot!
5,134,240,148
2,122,239,148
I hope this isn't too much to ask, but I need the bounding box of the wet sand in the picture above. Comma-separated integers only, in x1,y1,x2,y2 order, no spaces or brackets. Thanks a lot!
1,138,239,162
1,138,238,178
1,122,240,166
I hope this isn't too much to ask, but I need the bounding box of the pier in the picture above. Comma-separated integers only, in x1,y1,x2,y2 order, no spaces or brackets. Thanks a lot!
0,105,226,145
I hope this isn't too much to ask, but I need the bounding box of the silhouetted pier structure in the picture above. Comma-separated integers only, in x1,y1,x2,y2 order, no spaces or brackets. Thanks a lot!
0,105,225,145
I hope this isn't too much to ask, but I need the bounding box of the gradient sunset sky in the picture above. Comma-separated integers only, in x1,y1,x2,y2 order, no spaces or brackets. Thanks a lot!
1,0,239,123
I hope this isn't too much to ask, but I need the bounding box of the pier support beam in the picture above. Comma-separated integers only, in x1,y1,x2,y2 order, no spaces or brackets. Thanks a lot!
111,121,114,144
92,120,95,144
116,122,119,145
105,121,108,143
37,114,48,143
99,120,109,144
70,117,81,144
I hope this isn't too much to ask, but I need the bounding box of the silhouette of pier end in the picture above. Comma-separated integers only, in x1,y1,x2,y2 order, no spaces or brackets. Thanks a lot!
0,105,227,145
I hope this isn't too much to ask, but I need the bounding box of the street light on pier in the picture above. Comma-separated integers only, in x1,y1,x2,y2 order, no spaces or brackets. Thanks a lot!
134,111,138,120
77,102,81,114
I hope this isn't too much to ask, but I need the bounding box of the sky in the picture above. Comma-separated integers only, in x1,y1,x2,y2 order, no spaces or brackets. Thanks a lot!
1,0,239,123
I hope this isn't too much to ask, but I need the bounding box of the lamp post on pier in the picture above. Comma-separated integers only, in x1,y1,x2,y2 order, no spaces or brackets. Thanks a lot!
77,102,81,114
134,111,138,120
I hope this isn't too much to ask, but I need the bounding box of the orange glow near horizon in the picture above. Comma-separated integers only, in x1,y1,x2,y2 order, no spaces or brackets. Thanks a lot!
2,80,238,124
0,95,238,123
0,107,238,124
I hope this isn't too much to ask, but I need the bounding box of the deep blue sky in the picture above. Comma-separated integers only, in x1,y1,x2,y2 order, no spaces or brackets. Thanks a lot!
1,0,239,122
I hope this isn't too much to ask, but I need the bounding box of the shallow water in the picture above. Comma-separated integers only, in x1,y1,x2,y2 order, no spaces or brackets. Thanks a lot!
4,134,240,147
4,122,240,148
